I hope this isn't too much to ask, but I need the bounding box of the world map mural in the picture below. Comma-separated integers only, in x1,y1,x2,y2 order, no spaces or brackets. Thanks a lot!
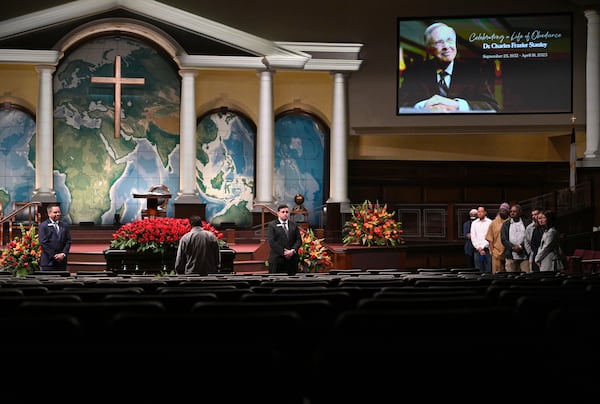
1,36,326,227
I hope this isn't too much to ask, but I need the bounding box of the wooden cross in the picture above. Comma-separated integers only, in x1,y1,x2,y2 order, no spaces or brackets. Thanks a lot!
91,55,145,138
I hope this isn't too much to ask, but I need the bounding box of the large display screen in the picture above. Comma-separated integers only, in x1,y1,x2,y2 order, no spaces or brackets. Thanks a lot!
397,13,572,115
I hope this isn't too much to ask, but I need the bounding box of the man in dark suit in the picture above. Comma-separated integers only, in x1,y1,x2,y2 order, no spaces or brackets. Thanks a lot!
463,208,477,268
398,22,499,113
267,203,302,275
38,203,72,271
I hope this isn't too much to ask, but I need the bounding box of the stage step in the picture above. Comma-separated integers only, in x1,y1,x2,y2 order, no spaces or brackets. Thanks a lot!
68,261,107,273
67,246,267,274
67,250,105,272
70,225,119,244
234,260,267,273
233,251,254,261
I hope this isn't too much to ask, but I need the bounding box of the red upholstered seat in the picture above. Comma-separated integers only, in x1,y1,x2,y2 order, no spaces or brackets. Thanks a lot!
581,249,596,273
565,249,585,273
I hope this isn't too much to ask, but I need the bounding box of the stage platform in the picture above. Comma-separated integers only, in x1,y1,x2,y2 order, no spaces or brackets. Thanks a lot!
53,225,466,274
63,225,267,273
68,242,267,274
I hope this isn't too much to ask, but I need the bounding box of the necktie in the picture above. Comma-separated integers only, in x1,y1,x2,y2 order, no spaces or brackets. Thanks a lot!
438,70,450,96
54,222,60,234
283,222,288,232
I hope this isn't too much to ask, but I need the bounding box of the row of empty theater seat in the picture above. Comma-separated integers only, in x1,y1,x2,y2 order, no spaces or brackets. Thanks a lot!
1,268,600,402
566,248,600,273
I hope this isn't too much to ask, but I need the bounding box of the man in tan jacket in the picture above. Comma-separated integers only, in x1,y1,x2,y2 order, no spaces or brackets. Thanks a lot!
486,202,510,273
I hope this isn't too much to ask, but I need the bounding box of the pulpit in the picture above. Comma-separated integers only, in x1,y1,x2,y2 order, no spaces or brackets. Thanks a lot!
291,194,309,230
291,209,309,230
135,185,171,218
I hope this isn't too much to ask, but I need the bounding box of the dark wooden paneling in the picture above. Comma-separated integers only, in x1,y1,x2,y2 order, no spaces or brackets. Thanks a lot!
349,160,570,206
349,185,381,203
507,188,546,204
463,187,504,204
578,167,600,225
327,242,464,271
397,209,421,237
423,187,462,203
174,203,206,220
383,186,421,203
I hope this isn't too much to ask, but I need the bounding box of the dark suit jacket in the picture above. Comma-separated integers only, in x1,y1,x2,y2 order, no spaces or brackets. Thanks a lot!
500,217,532,259
398,58,499,112
267,218,302,274
463,219,475,256
39,219,72,270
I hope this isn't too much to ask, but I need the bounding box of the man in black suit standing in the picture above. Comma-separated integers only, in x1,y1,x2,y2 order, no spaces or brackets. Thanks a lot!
398,22,499,113
463,208,478,268
267,204,302,275
39,203,72,271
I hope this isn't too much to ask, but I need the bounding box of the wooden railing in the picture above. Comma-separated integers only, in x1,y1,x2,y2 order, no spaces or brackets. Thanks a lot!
253,203,277,242
518,181,592,217
0,201,42,246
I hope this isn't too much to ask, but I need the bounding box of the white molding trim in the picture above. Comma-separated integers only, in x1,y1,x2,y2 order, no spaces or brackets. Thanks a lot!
177,55,266,69
276,42,363,56
0,0,121,39
0,0,364,72
0,49,61,64
304,59,363,71
350,124,578,136
121,0,297,57
0,0,306,58
263,55,311,69
55,18,184,58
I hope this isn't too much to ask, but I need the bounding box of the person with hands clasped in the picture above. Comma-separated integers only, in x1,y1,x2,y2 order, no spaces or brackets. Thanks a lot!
398,22,498,113
501,204,531,273
534,210,562,272
39,203,72,271
267,204,302,275
470,206,492,273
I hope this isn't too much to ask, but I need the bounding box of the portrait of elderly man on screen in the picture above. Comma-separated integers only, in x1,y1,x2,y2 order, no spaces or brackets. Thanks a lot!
398,22,499,113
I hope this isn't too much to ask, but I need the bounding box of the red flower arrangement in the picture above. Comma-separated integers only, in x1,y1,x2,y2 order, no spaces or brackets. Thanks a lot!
110,217,225,255
342,200,404,247
298,227,332,273
0,224,41,276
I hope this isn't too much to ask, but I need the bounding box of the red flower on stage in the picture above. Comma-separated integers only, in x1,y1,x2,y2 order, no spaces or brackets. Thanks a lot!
298,227,332,273
0,224,41,276
110,217,225,255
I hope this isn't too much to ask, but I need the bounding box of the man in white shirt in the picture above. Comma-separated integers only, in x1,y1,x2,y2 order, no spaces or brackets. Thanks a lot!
470,206,492,272
501,204,531,273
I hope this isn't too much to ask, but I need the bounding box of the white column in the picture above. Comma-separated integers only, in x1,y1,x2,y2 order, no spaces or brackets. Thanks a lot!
176,69,201,203
254,69,275,206
584,9,600,160
31,65,56,202
327,72,350,205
